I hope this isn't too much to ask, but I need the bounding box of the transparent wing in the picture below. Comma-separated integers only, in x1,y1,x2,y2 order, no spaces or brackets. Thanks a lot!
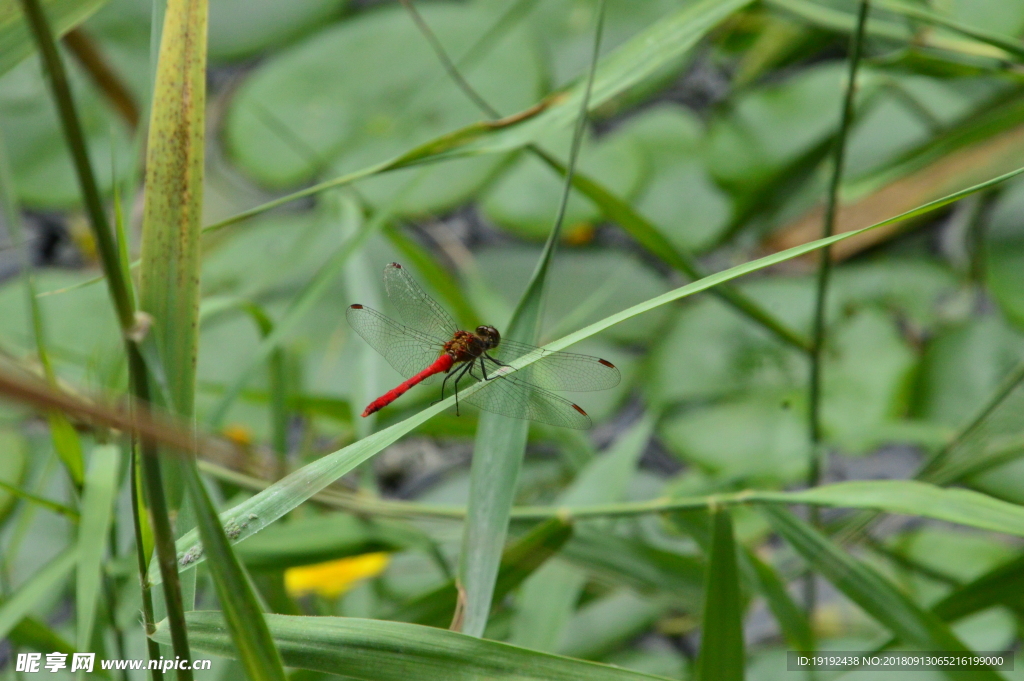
346,304,446,384
488,339,620,392
463,363,592,430
383,262,459,342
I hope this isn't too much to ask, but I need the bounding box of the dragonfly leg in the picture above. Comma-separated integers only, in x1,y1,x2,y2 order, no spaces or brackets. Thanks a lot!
482,354,511,378
450,362,474,416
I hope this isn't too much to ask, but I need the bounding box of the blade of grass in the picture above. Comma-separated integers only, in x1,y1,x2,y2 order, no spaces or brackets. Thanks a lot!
154,611,677,681
398,0,808,352
764,506,1001,681
76,444,120,654
137,0,206,420
696,509,743,681
0,0,110,76
741,547,814,653
453,0,606,638
805,0,869,621
871,0,1024,60
0,120,85,486
0,547,76,641
391,517,572,628
0,479,78,519
206,185,411,429
180,461,286,681
511,415,652,649
15,0,189,671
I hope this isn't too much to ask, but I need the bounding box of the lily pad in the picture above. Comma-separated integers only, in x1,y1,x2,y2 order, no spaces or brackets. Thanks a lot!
616,104,731,252
0,55,134,207
479,126,645,240
224,2,543,215
472,245,669,345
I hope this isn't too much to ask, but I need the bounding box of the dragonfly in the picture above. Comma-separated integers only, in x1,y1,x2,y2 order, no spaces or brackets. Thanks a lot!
346,262,620,429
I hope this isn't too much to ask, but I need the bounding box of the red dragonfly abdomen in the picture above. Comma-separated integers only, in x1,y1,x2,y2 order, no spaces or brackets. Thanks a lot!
362,353,455,417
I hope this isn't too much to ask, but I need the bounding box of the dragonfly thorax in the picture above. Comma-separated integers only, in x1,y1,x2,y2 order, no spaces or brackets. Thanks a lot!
443,327,499,363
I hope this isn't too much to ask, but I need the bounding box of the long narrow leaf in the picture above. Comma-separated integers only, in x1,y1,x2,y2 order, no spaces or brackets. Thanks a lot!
0,0,110,76
151,164,1024,585
154,611,675,681
764,507,1001,681
0,547,76,641
392,517,572,628
181,463,286,681
454,0,605,637
696,509,744,681
76,444,120,653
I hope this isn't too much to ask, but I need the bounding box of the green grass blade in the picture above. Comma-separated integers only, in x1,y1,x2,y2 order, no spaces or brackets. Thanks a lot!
0,478,78,520
181,463,287,681
538,152,809,352
206,194,370,428
741,548,813,653
153,164,1024,584
201,0,752,234
454,0,606,638
764,506,1002,681
872,0,1024,60
137,0,206,421
392,517,572,628
0,122,84,485
0,0,110,76
76,444,120,653
930,554,1024,622
154,611,676,681
511,417,651,649
696,509,744,681
765,481,1024,537
0,547,76,641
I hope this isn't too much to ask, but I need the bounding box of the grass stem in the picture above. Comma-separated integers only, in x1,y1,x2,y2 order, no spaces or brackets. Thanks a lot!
804,0,870,619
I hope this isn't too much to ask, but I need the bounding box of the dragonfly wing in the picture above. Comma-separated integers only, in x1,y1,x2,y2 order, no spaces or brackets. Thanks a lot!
346,304,446,384
463,367,592,430
383,263,460,342
488,339,620,392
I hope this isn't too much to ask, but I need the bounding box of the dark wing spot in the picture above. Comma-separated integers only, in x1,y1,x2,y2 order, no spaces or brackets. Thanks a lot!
598,358,615,368
350,304,364,309
571,404,588,416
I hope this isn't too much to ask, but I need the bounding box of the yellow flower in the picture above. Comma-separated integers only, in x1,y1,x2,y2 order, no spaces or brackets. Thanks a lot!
284,552,390,599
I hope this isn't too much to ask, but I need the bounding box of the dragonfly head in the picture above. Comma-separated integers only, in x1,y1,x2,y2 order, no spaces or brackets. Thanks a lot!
475,325,501,350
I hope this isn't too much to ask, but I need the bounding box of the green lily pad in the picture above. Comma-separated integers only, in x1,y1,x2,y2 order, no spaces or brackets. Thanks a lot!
479,126,645,240
706,63,845,194
659,391,811,484
0,54,134,207
472,245,669,345
616,104,731,252
0,270,121,379
915,315,1024,429
986,177,1024,329
646,259,954,407
224,2,543,215
527,0,685,88
208,0,346,62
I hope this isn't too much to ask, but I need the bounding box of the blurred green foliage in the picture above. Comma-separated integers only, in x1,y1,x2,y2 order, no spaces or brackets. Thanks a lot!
5,0,1024,678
